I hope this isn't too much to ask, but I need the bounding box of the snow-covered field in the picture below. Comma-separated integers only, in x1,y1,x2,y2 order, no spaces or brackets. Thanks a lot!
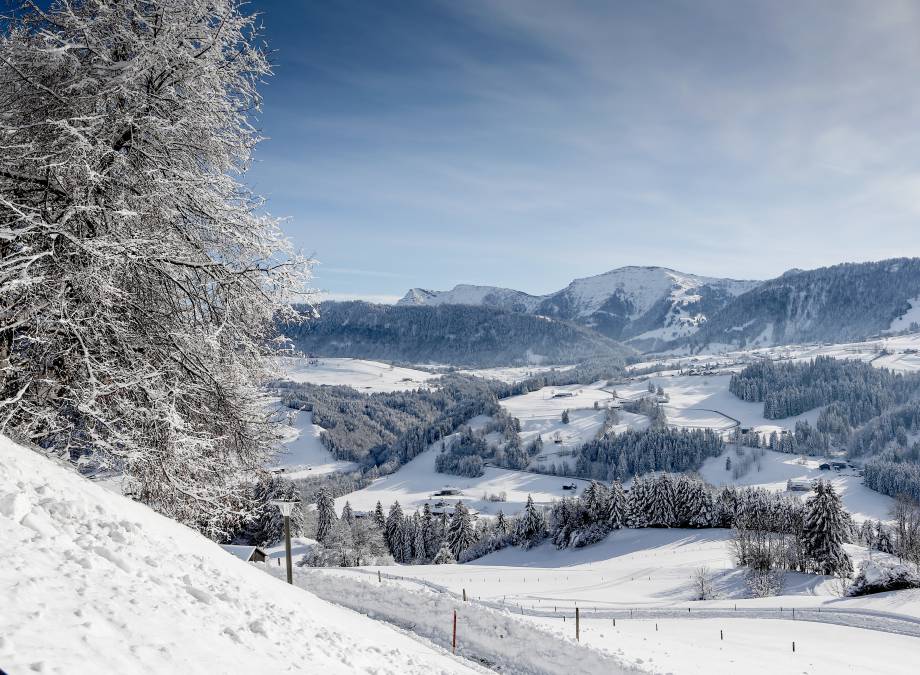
458,364,577,384
698,446,895,523
0,435,483,674
269,409,358,479
329,528,920,674
533,614,920,674
500,382,615,451
615,374,819,435
333,430,594,518
641,331,920,375
277,357,436,392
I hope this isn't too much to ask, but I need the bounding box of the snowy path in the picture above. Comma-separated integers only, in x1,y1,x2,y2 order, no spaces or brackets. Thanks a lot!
263,564,643,674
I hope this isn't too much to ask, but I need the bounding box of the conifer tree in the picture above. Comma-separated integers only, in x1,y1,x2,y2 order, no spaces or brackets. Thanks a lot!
518,494,547,548
645,474,677,527
447,501,477,558
413,513,428,563
315,488,337,545
385,502,405,559
341,501,355,527
401,515,416,563
803,481,853,577
495,509,509,535
607,480,627,530
374,501,386,531
432,541,456,564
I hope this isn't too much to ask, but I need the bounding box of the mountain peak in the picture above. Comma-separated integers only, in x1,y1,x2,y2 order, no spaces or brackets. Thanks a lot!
397,266,761,348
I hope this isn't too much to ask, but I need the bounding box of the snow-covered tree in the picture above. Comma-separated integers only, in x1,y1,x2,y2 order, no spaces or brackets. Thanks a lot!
803,481,853,577
446,501,477,559
373,501,387,531
581,481,611,523
495,509,509,535
607,480,627,530
243,473,304,546
0,0,310,539
645,474,677,527
314,488,337,545
401,514,416,563
517,494,547,548
561,409,570,424
431,542,456,564
385,502,404,559
341,501,355,527
413,513,428,563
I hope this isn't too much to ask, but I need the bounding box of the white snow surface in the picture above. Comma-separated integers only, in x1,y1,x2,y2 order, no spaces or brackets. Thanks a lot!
265,565,639,674
886,297,920,333
276,356,436,392
333,430,595,518
0,435,482,675
343,528,920,674
698,447,895,523
269,408,358,478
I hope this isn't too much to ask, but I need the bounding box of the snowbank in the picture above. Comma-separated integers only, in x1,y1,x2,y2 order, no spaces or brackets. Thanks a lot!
0,435,482,674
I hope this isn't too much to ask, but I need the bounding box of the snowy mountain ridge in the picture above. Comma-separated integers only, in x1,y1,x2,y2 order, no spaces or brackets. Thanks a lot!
399,266,759,349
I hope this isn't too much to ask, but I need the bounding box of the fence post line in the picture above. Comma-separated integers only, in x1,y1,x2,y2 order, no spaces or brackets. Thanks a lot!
452,610,457,654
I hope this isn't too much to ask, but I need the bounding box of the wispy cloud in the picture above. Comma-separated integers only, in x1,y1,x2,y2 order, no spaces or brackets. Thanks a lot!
251,0,920,296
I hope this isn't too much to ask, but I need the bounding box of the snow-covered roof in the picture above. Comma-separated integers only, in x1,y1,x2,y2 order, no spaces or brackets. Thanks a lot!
219,544,266,562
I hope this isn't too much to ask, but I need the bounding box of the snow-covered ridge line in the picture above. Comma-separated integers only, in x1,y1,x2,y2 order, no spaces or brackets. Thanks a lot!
397,265,759,348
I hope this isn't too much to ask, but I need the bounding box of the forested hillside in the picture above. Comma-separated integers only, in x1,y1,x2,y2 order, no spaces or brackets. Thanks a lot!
280,301,633,366
680,259,920,351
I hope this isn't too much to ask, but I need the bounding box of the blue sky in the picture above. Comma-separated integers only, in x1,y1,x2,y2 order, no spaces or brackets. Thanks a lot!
248,0,920,302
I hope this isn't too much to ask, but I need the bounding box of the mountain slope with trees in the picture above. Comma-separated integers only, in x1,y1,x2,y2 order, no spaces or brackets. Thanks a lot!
399,266,758,349
281,301,633,366
679,259,920,351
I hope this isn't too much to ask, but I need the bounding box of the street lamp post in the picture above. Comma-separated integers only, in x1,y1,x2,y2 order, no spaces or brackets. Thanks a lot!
271,499,299,584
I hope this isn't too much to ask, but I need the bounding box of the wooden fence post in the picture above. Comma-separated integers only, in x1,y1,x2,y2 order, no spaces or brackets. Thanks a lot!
576,607,580,642
452,610,457,654
462,588,466,602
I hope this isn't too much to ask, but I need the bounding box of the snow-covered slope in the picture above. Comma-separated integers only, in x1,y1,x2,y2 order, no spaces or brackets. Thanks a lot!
398,267,758,349
0,435,481,674
678,258,920,352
